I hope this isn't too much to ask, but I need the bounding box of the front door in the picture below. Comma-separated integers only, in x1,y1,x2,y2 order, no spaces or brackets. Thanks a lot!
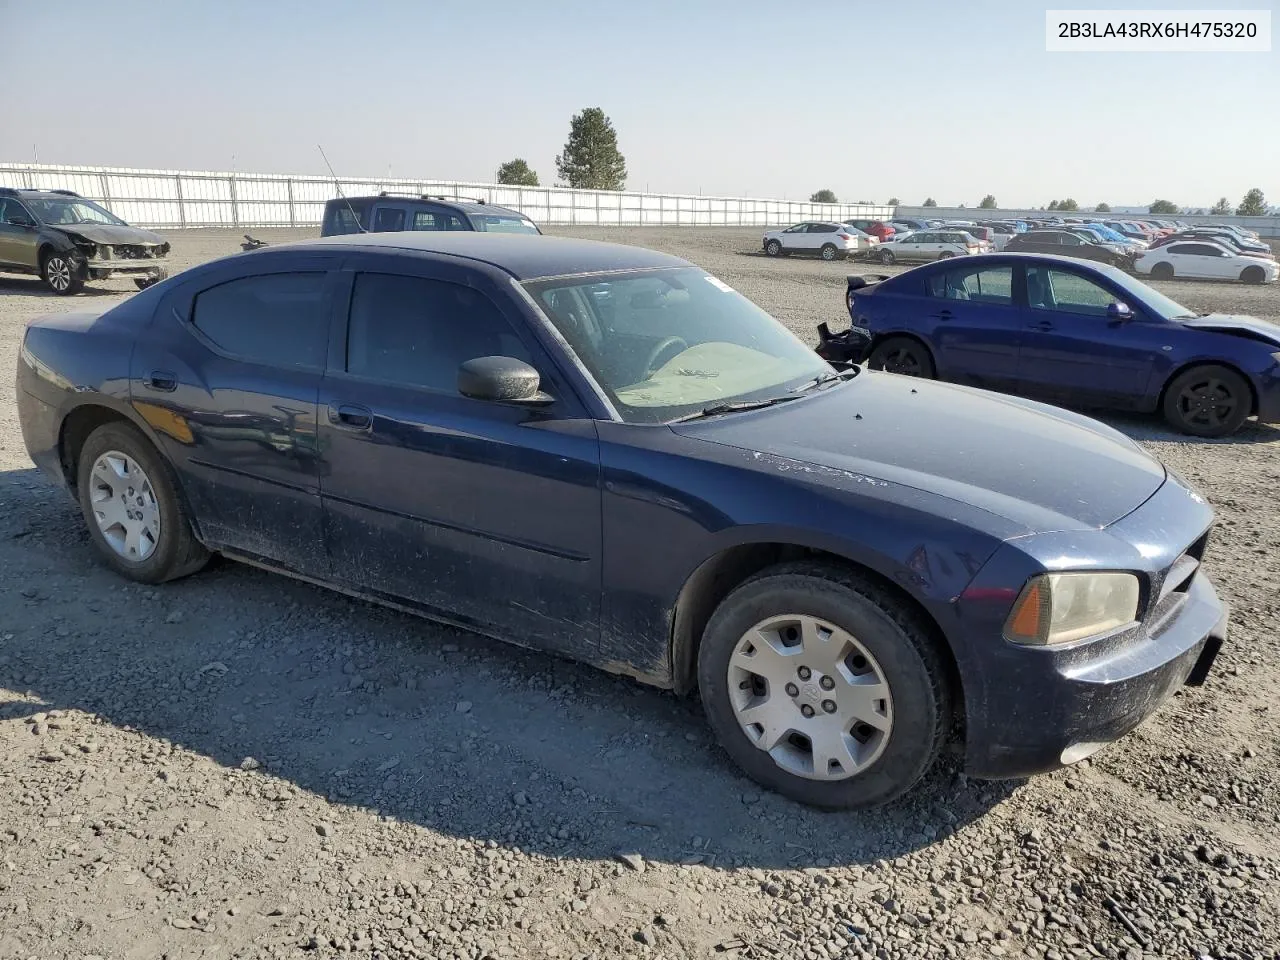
316,258,603,652
132,256,337,575
1015,265,1155,408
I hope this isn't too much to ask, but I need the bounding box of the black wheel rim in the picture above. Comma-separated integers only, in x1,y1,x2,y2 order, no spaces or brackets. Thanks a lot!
1176,378,1237,429
882,347,923,376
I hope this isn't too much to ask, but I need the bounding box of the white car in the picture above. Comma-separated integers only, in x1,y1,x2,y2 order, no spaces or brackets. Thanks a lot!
762,222,877,260
870,229,983,264
1135,240,1278,284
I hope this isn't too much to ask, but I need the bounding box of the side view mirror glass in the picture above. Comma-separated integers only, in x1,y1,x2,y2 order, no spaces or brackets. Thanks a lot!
1107,302,1132,321
458,356,552,405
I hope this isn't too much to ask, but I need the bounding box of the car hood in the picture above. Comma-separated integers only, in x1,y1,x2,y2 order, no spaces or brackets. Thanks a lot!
673,373,1166,535
1179,313,1280,346
48,223,166,245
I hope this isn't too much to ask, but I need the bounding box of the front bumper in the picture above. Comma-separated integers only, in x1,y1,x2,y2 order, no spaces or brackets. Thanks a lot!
956,474,1228,779
1254,366,1280,423
85,256,169,279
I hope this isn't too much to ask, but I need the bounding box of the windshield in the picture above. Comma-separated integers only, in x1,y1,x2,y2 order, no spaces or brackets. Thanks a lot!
524,267,831,424
23,196,126,226
473,215,540,235
1093,264,1197,320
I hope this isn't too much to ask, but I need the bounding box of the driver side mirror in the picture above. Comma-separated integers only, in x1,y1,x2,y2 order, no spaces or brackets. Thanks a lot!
458,356,553,405
1107,301,1133,321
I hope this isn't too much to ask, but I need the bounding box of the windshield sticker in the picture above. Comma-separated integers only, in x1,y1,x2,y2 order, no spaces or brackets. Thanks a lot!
704,276,735,293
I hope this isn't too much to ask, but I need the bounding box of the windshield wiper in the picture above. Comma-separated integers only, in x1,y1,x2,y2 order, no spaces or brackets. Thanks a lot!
670,395,803,423
792,368,860,393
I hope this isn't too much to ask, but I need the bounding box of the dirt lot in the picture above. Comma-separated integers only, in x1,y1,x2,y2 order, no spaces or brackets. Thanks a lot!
1,228,1277,960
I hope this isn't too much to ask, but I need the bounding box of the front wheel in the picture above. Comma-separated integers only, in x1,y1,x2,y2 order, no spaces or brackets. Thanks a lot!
1150,262,1174,280
867,336,935,378
877,248,895,265
765,240,782,257
697,562,951,809
42,252,84,295
1161,364,1251,438
76,422,210,583
134,274,166,291
1240,265,1265,285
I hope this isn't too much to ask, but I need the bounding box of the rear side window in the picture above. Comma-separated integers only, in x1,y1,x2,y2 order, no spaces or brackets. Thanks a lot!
191,272,329,368
411,210,443,231
373,207,406,232
927,265,1014,304
345,273,531,392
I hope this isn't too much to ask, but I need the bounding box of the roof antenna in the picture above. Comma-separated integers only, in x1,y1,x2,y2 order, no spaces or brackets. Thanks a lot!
318,144,366,233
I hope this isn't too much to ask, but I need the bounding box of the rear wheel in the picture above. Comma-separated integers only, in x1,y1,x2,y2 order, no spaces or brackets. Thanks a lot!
1240,265,1265,285
937,251,954,260
765,240,782,257
76,422,210,583
42,252,84,295
1150,262,1174,280
1161,364,1251,438
697,562,950,809
820,243,838,261
877,248,895,265
868,336,935,379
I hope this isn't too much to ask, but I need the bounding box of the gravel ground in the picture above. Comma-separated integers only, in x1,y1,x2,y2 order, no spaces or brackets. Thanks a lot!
1,228,1278,960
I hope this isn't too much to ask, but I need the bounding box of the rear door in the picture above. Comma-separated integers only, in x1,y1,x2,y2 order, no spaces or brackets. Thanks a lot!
315,254,603,650
922,261,1022,389
1015,264,1155,407
133,254,338,574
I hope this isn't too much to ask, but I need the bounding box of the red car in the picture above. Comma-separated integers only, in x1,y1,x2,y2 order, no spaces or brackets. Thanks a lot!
841,219,896,243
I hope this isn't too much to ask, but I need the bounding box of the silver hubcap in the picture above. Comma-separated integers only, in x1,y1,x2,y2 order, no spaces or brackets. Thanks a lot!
88,451,161,561
728,614,893,781
47,257,72,291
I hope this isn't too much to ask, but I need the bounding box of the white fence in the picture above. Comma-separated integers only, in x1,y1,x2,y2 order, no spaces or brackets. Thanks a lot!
896,205,1280,239
0,163,892,230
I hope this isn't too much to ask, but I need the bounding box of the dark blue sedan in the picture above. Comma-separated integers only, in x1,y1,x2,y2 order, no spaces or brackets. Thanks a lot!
827,253,1280,437
17,234,1226,809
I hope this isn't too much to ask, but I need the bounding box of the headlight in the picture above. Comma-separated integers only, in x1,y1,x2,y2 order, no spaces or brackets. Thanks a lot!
1004,572,1140,646
69,235,98,257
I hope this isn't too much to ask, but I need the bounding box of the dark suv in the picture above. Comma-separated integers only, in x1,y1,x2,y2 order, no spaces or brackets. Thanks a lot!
0,188,170,295
322,192,542,237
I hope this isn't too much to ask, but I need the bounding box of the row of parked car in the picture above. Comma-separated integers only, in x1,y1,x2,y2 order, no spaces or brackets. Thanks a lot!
763,214,1277,284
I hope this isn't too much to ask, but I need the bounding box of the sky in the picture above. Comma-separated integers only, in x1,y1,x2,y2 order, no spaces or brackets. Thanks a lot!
0,0,1275,208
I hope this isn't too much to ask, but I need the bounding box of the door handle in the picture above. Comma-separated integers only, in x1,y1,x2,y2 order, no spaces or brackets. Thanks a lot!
1028,320,1054,331
328,403,373,431
932,310,953,320
144,370,177,392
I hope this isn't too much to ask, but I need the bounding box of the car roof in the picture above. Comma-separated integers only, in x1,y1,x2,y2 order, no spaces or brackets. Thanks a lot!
332,194,530,219
255,232,691,281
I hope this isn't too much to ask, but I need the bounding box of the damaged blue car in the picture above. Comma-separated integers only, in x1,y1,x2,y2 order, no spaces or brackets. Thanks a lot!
17,233,1226,808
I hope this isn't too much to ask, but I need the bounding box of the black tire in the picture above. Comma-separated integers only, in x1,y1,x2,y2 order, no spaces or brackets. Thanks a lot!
877,248,895,265
1150,261,1174,280
697,562,951,810
134,275,164,291
1240,265,1265,285
1161,365,1251,438
765,240,782,257
867,336,935,378
42,251,84,295
820,243,838,262
75,421,210,583
937,251,954,260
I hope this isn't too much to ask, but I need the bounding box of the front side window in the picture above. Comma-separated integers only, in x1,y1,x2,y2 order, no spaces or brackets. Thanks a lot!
191,272,329,367
1027,267,1117,315
23,196,125,226
346,273,530,392
472,214,540,234
525,267,829,424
